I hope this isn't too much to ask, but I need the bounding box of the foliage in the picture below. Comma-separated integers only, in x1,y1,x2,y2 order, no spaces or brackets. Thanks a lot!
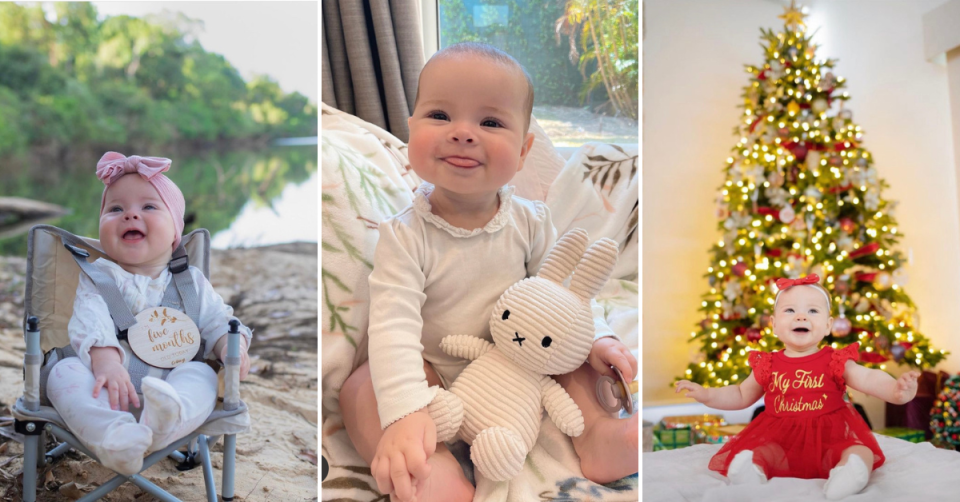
679,7,945,388
0,3,316,159
438,0,586,108
556,0,638,120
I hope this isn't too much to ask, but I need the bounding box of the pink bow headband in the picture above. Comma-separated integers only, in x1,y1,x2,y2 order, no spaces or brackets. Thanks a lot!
97,152,185,249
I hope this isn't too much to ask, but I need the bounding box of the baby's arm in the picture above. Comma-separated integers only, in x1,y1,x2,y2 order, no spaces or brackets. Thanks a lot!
675,372,764,410
190,267,252,379
843,360,920,405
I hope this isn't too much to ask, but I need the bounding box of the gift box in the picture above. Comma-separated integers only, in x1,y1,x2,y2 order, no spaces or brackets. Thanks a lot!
655,414,726,449
695,423,747,445
886,370,949,440
875,427,925,443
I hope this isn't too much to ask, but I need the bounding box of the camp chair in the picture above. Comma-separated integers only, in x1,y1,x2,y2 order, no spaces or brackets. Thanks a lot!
12,225,250,502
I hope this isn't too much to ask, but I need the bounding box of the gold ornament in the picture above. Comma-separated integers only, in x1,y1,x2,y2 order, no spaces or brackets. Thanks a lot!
787,101,800,115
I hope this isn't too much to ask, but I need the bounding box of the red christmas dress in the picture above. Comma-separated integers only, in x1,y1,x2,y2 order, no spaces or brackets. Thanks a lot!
708,343,885,479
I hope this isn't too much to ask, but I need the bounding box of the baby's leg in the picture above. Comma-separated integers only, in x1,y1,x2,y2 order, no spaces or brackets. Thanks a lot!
141,361,218,452
553,363,639,484
46,357,152,475
823,445,874,500
339,360,473,502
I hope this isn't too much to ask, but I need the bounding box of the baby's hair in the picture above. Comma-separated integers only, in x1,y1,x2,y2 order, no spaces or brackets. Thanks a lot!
413,42,534,133
774,282,833,313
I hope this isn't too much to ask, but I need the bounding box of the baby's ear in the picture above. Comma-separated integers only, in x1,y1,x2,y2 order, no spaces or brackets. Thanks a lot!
569,238,618,300
538,228,588,284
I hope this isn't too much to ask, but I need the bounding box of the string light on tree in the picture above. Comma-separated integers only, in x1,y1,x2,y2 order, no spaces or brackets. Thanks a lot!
678,2,946,388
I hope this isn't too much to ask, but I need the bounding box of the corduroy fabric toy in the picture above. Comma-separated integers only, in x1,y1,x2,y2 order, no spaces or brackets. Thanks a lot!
428,228,619,481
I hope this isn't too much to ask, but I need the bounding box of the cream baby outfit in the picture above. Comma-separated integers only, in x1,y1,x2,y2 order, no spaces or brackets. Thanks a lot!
367,182,616,429
47,259,252,475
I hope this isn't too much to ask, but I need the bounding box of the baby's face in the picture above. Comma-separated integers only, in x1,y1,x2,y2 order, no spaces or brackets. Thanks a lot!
407,54,533,198
773,285,833,354
99,174,176,273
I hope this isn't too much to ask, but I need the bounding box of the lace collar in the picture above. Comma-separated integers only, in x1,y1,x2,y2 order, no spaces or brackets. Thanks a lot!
94,257,171,283
412,182,515,238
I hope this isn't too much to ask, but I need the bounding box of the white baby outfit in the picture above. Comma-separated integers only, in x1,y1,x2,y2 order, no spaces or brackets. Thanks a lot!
367,182,616,429
47,259,252,475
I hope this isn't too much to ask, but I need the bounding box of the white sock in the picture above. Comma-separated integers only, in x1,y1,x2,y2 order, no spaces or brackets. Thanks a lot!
96,422,152,476
824,454,870,500
727,450,767,485
140,376,185,452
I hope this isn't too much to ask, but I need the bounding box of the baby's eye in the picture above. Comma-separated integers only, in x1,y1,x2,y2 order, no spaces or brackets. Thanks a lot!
427,111,449,121
109,206,123,213
144,204,157,210
809,308,819,314
785,308,794,313
481,119,502,128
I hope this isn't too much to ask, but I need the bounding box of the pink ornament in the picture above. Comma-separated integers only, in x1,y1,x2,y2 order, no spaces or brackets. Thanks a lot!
779,206,796,224
832,316,852,337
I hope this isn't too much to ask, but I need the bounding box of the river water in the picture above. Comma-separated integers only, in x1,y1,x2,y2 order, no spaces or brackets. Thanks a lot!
0,144,317,255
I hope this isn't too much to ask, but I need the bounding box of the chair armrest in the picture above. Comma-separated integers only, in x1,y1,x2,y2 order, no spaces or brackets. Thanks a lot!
223,319,242,411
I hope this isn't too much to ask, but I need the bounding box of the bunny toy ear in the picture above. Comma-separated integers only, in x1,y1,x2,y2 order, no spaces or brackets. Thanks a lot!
569,238,619,300
538,228,589,284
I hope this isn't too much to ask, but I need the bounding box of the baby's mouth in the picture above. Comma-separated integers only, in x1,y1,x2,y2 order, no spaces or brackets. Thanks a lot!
792,327,810,334
443,156,481,168
123,230,145,240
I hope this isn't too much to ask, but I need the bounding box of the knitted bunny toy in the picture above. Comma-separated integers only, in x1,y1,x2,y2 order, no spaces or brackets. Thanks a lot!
427,228,619,481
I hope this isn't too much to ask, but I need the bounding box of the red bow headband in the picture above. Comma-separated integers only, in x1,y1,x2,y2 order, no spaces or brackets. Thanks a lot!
775,274,820,291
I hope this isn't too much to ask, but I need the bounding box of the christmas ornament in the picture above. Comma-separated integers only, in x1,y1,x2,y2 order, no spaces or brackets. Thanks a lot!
873,271,893,291
779,205,796,223
839,109,853,120
839,217,856,234
759,314,773,329
875,336,890,352
768,170,785,188
822,72,837,89
746,327,762,342
812,98,828,113
787,101,800,115
732,262,748,277
700,318,712,330
891,343,906,362
832,316,852,337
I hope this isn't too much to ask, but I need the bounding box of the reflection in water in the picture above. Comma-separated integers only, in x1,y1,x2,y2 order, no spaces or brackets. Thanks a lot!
0,145,317,255
211,170,317,249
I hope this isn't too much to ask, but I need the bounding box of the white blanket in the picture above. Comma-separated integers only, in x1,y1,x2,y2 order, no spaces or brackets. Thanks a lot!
643,435,960,502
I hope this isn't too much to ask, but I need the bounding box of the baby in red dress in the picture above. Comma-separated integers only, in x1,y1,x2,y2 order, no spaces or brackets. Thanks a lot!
675,274,920,499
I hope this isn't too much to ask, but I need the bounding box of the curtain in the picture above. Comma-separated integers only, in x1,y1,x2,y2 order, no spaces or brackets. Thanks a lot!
322,0,424,142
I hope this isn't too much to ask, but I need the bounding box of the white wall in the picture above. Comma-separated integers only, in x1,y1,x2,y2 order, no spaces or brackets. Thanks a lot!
643,0,960,426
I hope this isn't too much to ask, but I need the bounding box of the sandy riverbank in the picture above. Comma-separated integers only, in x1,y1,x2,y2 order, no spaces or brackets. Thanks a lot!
0,243,318,501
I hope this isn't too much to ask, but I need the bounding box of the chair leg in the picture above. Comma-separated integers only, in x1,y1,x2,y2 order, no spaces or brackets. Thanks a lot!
37,431,46,467
198,434,218,502
222,434,237,501
22,434,38,502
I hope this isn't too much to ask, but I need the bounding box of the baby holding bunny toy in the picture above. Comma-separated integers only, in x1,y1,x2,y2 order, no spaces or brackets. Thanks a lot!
676,273,920,499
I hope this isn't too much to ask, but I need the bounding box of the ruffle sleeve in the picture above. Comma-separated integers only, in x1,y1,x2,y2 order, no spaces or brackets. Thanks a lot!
830,342,860,389
748,350,773,388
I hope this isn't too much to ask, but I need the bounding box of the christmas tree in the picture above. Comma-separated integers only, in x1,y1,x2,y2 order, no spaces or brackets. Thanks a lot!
931,375,960,449
680,1,948,388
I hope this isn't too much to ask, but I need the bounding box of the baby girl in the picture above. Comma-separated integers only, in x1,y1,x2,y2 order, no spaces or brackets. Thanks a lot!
339,43,639,502
676,274,920,499
46,152,252,475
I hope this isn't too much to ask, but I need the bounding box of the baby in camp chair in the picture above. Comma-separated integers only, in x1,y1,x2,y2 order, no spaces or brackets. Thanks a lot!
45,152,252,476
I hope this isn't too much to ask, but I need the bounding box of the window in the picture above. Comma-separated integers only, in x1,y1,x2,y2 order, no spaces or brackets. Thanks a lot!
429,0,639,148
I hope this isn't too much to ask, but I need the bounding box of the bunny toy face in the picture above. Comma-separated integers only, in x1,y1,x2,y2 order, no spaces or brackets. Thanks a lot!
489,228,619,375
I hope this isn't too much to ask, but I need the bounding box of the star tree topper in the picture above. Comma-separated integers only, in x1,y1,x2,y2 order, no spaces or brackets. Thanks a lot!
779,0,807,29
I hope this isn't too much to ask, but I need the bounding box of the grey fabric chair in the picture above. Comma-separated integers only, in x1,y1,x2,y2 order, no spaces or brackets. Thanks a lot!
12,225,249,502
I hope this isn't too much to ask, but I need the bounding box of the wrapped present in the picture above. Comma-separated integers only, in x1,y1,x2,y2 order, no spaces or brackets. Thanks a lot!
655,414,726,449
695,423,747,445
875,427,925,443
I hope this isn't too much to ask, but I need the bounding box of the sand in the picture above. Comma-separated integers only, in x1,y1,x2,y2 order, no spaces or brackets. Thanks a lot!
0,243,319,501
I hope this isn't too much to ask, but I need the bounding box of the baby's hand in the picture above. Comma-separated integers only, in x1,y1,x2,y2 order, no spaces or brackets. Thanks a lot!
892,370,921,405
90,346,140,412
371,408,436,502
675,380,709,403
587,337,638,382
216,334,251,381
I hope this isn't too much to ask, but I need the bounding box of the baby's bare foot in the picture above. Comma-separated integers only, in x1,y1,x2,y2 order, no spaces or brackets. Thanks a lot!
392,447,473,502
574,412,639,484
